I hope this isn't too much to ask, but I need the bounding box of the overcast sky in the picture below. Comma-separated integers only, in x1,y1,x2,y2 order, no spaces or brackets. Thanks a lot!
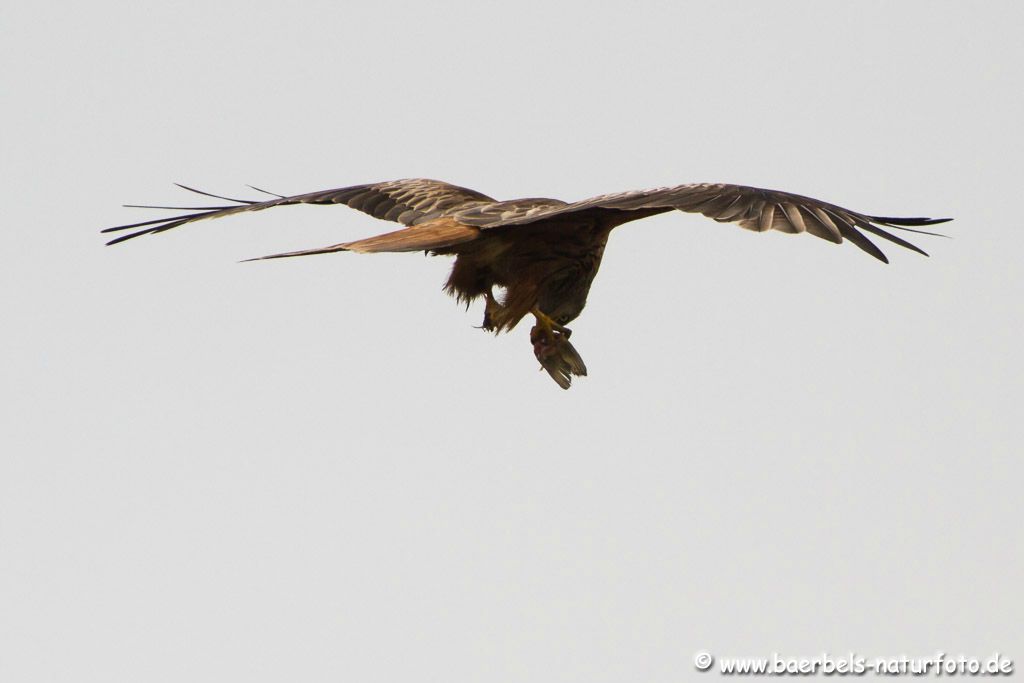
2,1,1021,681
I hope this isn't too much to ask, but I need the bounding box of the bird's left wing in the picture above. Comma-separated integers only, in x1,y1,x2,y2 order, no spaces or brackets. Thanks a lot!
452,183,951,263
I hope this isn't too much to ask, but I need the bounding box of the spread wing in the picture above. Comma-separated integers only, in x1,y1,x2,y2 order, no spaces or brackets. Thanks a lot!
452,183,951,263
102,179,495,246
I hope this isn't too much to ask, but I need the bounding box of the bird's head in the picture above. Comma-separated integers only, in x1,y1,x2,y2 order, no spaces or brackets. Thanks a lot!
545,298,586,327
538,283,590,327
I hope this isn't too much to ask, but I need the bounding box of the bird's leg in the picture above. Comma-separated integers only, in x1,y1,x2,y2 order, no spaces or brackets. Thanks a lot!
530,306,571,340
479,289,504,332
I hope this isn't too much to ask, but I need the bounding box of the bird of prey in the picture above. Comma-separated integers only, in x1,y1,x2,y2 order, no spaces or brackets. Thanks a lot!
104,179,949,388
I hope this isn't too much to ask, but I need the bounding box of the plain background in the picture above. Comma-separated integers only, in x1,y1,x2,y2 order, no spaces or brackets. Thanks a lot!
2,1,1021,680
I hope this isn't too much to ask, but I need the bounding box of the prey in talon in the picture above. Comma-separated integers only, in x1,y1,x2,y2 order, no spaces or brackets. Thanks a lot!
530,308,587,390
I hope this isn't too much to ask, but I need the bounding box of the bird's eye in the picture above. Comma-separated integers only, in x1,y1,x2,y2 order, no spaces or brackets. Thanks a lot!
557,315,571,324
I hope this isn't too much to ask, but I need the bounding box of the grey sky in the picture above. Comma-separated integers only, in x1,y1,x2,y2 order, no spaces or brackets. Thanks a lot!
2,1,1021,681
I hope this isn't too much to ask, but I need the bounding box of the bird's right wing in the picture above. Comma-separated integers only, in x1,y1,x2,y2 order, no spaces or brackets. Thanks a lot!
102,178,495,245
453,183,951,263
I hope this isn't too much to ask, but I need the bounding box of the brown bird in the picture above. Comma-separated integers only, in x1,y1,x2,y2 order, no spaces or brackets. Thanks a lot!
104,179,949,388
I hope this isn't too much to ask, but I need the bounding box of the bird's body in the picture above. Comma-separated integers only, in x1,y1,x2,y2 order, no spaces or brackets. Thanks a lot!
105,178,949,388
441,213,611,330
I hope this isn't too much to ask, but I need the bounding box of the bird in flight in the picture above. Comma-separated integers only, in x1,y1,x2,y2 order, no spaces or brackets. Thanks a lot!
104,179,950,388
